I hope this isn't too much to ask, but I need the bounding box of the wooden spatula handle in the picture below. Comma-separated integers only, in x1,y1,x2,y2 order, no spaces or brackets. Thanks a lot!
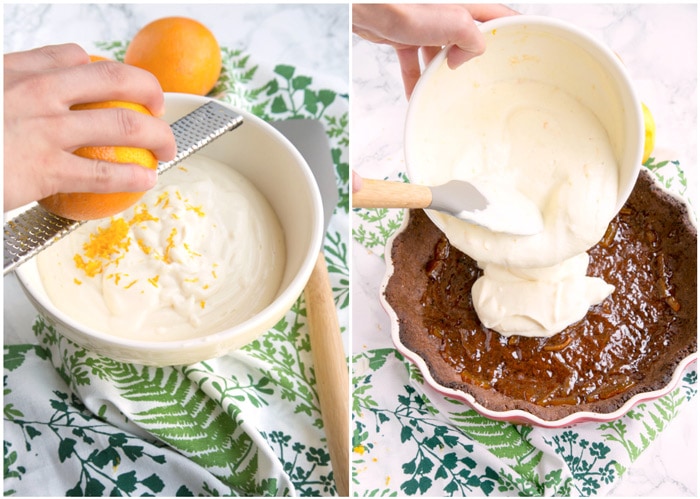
304,252,349,497
352,178,432,209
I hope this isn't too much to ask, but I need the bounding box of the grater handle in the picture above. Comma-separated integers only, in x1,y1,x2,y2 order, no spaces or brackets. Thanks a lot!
3,101,244,276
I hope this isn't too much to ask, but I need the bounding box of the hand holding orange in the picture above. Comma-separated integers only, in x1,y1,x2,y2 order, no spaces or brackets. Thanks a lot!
34,16,222,220
3,44,175,214
38,99,159,221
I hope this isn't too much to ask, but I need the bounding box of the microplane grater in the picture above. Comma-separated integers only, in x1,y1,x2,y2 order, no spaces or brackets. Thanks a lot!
3,101,244,276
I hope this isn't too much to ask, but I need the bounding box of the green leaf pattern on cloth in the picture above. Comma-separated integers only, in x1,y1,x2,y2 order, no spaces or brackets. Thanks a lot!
351,159,696,496
4,41,348,497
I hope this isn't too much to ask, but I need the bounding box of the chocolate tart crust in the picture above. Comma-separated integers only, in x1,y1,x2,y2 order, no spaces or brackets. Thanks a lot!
385,170,697,421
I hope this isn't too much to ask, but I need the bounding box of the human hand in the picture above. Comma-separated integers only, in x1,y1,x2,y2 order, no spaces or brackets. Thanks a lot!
352,3,518,98
352,171,363,193
3,43,177,211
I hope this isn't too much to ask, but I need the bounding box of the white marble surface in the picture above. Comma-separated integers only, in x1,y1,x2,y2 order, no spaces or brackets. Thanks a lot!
352,3,697,497
2,3,349,89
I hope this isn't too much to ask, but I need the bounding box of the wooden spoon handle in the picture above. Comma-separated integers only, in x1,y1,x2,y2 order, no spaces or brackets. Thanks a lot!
304,251,349,497
352,178,432,209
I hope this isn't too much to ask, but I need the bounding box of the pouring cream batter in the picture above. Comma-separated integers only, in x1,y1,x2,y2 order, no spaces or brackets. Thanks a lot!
408,78,619,337
37,155,285,341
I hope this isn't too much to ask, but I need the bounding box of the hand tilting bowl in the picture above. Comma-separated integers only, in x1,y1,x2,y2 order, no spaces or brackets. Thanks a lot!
405,15,643,268
384,16,696,427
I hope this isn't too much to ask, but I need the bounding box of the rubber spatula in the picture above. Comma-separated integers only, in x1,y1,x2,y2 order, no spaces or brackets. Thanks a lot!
352,177,544,236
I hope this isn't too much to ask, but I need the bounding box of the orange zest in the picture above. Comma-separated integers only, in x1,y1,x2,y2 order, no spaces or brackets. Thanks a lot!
71,191,214,309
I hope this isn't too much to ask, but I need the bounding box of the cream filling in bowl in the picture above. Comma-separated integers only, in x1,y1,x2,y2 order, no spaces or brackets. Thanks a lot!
409,79,618,337
405,18,642,338
36,154,285,341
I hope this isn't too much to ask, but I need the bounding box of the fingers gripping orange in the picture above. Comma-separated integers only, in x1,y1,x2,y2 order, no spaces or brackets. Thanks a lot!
38,97,158,221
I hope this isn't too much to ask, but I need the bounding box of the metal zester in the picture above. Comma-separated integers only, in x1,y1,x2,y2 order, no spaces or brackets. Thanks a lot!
3,100,244,275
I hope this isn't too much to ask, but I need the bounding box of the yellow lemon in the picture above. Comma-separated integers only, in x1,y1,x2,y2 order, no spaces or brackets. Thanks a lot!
642,102,656,163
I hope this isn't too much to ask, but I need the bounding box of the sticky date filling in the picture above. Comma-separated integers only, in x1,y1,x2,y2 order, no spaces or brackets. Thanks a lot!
387,172,696,413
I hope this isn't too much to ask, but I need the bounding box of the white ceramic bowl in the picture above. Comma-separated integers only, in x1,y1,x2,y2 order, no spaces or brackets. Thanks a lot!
14,93,324,366
405,15,643,235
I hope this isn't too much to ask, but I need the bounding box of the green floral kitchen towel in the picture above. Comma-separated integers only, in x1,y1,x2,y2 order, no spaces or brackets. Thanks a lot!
4,43,349,497
351,158,696,497
351,349,696,496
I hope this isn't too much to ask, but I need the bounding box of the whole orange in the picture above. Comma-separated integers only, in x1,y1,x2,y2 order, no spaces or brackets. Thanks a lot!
38,100,158,221
124,16,222,96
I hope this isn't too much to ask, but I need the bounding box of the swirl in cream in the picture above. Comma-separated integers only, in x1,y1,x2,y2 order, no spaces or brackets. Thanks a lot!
37,155,285,341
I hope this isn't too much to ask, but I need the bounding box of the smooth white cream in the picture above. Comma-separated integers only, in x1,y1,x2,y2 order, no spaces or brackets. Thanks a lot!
37,155,286,341
472,254,615,336
410,78,619,337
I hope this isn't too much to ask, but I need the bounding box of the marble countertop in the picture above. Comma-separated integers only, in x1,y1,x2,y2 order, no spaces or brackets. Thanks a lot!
3,3,349,88
351,3,697,497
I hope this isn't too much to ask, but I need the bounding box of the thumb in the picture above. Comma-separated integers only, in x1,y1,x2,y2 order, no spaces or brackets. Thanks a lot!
352,171,363,193
445,37,486,69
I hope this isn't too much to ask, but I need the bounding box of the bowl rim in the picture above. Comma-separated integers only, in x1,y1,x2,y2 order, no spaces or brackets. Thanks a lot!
379,168,697,428
404,14,644,215
14,94,324,356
